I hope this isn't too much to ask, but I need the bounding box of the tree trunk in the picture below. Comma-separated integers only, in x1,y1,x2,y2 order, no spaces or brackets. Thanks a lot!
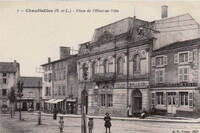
10,103,13,118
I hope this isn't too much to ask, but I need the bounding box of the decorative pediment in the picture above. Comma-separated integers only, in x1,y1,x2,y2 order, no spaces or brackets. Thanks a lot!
97,31,115,43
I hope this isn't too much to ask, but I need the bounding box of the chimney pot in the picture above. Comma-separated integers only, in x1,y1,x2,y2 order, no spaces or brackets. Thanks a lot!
161,5,168,19
60,46,71,59
48,57,51,63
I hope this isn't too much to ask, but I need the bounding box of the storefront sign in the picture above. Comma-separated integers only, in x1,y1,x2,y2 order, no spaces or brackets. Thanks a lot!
115,81,149,88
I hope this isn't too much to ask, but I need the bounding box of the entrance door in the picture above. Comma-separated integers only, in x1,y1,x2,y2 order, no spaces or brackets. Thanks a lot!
132,89,142,111
22,102,27,111
66,102,74,114
167,92,176,114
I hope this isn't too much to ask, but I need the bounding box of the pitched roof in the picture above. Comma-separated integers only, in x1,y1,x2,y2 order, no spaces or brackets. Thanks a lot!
154,38,200,52
0,62,19,73
20,76,42,88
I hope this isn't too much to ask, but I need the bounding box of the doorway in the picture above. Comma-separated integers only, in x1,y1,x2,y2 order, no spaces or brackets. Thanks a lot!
167,92,176,114
132,89,142,111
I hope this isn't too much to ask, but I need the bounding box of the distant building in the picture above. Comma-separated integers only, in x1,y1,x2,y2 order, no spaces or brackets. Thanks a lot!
15,76,42,111
41,47,78,114
0,60,20,110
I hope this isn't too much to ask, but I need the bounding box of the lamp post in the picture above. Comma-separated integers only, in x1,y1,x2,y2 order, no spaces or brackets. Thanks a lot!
81,66,88,133
38,81,42,125
17,81,23,121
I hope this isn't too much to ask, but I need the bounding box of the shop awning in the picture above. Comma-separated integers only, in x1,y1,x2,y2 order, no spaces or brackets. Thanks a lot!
51,99,65,104
45,99,56,103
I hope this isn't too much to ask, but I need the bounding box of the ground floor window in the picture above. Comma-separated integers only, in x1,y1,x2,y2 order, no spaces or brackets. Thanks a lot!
180,92,188,105
156,92,164,105
100,94,106,107
100,94,113,107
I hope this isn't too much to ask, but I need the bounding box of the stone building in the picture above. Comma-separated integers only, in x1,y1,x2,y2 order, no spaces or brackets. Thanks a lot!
41,47,78,114
15,77,42,111
0,60,20,111
77,6,200,117
150,38,200,117
77,17,153,116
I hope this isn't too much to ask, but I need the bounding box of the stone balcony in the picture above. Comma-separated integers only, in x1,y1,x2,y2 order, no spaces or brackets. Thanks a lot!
93,72,116,82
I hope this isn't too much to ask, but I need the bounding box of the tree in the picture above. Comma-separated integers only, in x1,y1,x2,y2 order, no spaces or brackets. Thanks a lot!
8,87,17,118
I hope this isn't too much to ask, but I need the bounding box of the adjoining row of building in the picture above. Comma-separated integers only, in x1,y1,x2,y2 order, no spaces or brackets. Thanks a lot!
41,6,200,117
0,60,42,112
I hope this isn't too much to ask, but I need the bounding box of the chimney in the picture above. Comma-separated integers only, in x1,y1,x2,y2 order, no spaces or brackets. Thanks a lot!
60,46,70,59
48,57,51,63
161,5,168,19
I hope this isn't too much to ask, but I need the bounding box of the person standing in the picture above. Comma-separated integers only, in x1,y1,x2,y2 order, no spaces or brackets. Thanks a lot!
88,118,94,133
104,113,111,133
127,105,132,117
53,108,58,120
59,116,64,133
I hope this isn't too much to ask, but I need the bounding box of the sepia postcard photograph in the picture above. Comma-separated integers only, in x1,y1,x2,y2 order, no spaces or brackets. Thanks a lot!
0,1,200,133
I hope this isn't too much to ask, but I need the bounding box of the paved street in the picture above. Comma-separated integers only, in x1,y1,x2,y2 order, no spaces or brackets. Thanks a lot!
0,112,200,133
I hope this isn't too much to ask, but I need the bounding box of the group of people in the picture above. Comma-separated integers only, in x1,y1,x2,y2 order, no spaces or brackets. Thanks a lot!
127,105,150,119
52,107,112,133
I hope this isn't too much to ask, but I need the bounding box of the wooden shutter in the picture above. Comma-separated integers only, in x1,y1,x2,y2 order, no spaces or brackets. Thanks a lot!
155,70,159,83
164,56,168,65
176,92,179,106
174,54,178,63
163,92,166,106
152,57,155,66
151,93,155,105
188,51,193,62
189,92,194,107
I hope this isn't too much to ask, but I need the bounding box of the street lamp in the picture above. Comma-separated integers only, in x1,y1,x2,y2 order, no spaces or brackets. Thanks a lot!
17,81,23,121
81,66,88,133
38,81,42,125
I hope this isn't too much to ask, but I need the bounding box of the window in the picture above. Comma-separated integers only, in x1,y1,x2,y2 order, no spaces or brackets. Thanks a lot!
3,79,7,84
2,89,7,96
103,59,109,73
133,54,141,72
48,73,52,82
63,71,66,79
117,57,123,74
58,86,61,95
156,57,164,66
179,66,189,82
156,92,164,105
107,94,113,107
45,87,48,96
180,92,188,106
3,73,7,77
62,86,66,95
155,69,165,83
179,53,188,63
82,63,89,80
100,94,106,106
92,61,97,76
151,93,155,105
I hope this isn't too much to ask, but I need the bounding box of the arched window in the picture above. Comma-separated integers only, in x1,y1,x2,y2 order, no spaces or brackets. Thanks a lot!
133,54,141,72
82,63,88,80
117,57,123,74
92,61,97,76
104,59,109,73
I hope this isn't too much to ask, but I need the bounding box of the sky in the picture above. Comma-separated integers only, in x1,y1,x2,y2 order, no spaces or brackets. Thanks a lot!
0,1,200,77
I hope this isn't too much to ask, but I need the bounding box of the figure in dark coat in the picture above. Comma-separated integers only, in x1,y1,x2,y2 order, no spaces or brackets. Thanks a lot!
104,113,111,133
53,108,58,120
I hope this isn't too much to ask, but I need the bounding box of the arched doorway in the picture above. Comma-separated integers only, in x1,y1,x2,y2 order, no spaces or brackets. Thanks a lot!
132,89,142,111
81,90,88,114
